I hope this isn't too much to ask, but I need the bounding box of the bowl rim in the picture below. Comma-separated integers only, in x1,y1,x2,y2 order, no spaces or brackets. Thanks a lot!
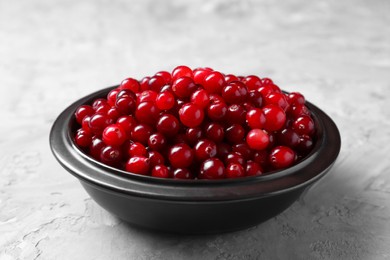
49,86,341,202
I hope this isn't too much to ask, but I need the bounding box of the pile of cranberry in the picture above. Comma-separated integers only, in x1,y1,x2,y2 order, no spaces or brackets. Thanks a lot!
73,66,316,180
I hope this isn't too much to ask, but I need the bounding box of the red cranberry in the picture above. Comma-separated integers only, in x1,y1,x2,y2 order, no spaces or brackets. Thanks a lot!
89,114,112,135
269,146,296,169
81,116,92,133
207,102,227,121
203,71,225,94
139,77,150,91
246,108,266,129
155,71,172,85
185,127,203,146
245,161,263,176
148,133,167,151
293,115,315,136
246,129,270,150
135,101,160,125
148,75,167,92
247,90,263,107
95,103,110,115
173,168,194,179
172,65,193,80
74,129,92,148
221,81,247,104
131,124,153,145
120,78,140,92
265,92,289,111
216,142,231,159
190,89,210,109
252,150,269,169
296,135,314,155
156,91,175,110
199,158,225,179
138,90,158,103
148,150,165,167
276,128,300,147
100,146,123,167
226,104,246,125
225,152,245,166
75,105,95,124
128,142,148,157
102,124,127,146
92,98,108,110
126,156,150,175
232,142,253,160
193,67,212,84
226,163,245,178
288,104,311,119
194,139,217,161
156,114,180,137
107,89,120,106
115,95,136,115
107,107,120,121
179,103,204,128
172,77,197,98
288,92,305,105
225,124,245,144
89,137,106,160
204,123,224,143
262,104,286,131
225,74,239,83
243,75,262,91
116,115,136,137
152,165,171,178
168,143,194,168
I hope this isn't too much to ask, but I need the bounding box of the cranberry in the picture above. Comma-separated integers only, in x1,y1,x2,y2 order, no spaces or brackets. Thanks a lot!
107,107,120,121
81,116,92,133
131,124,153,145
102,124,127,146
207,102,227,121
247,90,263,107
262,104,286,131
245,161,263,176
89,114,112,135
185,127,203,146
288,104,310,119
204,123,224,143
225,124,245,144
296,135,314,155
225,74,239,83
193,67,212,84
100,146,123,167
95,103,111,115
148,75,167,92
226,163,245,178
92,98,108,110
115,95,136,115
252,150,269,169
288,92,305,105
89,137,106,160
156,91,175,110
138,90,158,103
269,146,296,169
107,89,120,106
246,129,270,150
194,139,217,161
148,133,167,151
139,77,150,91
199,158,225,179
203,71,225,94
148,150,165,167
190,89,210,109
265,92,289,111
126,156,150,175
75,105,94,124
156,114,180,137
221,81,247,104
226,104,246,125
293,115,315,136
74,129,92,148
173,168,194,179
232,142,252,160
225,152,245,166
135,101,160,125
120,78,140,92
276,128,300,147
155,71,172,85
152,165,171,178
217,142,231,159
246,108,266,129
172,77,197,98
116,115,136,137
179,103,204,128
128,142,148,157
168,143,194,168
172,65,193,80
243,75,262,91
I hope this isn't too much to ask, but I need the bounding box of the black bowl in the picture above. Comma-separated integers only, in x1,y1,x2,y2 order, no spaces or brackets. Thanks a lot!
50,86,341,234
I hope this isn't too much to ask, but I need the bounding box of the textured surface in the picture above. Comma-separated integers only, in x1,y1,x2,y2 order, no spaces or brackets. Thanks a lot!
1,0,390,259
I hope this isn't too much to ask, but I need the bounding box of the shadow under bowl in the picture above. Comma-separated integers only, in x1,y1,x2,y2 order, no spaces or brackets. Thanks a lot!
50,86,341,234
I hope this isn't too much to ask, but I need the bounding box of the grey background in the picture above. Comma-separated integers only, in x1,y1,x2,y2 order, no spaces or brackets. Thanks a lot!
1,0,389,259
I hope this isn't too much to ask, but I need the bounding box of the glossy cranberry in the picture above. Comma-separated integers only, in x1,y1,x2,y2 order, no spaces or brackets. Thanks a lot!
262,104,286,131
115,95,136,115
128,142,148,157
74,129,92,148
190,89,210,109
81,116,92,133
258,84,276,97
246,129,269,150
293,115,315,136
252,150,269,168
135,101,160,125
203,71,225,94
126,156,150,175
92,98,108,110
217,142,231,159
89,114,112,135
156,91,175,110
89,137,106,160
199,158,225,179
148,150,165,167
204,123,224,143
246,108,266,129
288,92,305,105
265,92,289,111
173,168,194,179
107,107,120,121
172,77,197,98
226,104,246,125
75,105,95,124
168,143,194,168
120,78,140,92
156,114,180,137
139,76,150,91
185,127,203,146
107,89,120,106
100,146,123,167
232,142,253,160
225,124,245,144
288,104,311,119
296,135,314,155
224,74,239,83
172,65,193,80
152,165,171,178
172,133,186,144
102,124,127,146
225,152,245,165
194,139,217,161
131,124,153,145
247,90,263,108
117,89,136,99
226,163,245,178
245,161,263,176
155,71,172,85
179,103,204,128
276,128,300,147
94,103,111,115
193,67,212,84
147,75,166,92
208,94,224,104
221,81,247,104
116,115,136,137
148,133,167,151
137,90,158,103
261,77,273,85
207,102,227,121
269,146,296,169
243,75,262,91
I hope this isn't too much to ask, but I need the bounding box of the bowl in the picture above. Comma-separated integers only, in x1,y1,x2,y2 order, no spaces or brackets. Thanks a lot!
50,86,341,234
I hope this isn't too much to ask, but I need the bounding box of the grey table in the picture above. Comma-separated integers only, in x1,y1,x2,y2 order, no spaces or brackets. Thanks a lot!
1,0,389,259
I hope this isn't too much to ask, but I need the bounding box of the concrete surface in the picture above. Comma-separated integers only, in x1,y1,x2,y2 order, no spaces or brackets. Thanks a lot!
1,0,389,259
